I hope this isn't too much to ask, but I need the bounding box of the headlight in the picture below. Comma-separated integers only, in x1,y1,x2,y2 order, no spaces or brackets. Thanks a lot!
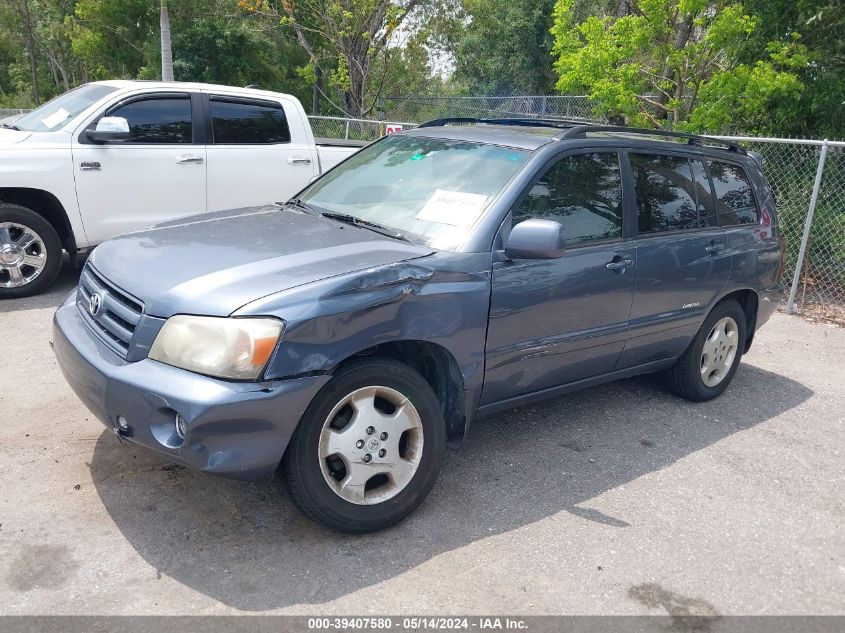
148,316,284,380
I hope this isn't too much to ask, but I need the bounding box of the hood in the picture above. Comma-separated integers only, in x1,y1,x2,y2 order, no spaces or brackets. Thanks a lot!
0,128,33,145
88,205,435,317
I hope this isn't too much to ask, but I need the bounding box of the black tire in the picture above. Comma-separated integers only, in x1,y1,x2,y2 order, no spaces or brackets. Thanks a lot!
0,203,63,299
666,299,747,401
284,357,446,533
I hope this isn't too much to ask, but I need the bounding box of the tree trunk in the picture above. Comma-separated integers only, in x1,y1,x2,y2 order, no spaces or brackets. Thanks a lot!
654,14,694,121
21,0,40,104
160,0,174,81
312,65,322,115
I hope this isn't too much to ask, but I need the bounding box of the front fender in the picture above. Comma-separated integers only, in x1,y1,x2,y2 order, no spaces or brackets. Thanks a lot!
235,251,493,418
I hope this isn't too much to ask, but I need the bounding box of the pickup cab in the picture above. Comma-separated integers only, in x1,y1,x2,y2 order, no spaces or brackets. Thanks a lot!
0,81,364,297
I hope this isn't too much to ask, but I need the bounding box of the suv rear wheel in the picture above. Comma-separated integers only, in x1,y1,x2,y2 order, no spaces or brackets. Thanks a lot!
284,357,446,532
667,299,747,401
0,203,62,299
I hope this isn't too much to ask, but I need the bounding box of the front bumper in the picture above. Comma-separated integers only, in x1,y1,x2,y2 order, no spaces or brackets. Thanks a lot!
52,292,330,481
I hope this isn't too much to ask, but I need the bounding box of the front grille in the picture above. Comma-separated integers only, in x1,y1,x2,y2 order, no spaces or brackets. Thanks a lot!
76,264,144,358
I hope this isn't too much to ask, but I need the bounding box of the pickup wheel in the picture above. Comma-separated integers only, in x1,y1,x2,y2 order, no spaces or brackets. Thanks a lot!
284,357,446,533
0,204,62,299
666,299,747,401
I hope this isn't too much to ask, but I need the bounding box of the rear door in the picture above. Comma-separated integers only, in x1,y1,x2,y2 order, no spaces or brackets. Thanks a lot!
617,151,731,368
203,94,318,212
72,91,207,244
482,150,637,404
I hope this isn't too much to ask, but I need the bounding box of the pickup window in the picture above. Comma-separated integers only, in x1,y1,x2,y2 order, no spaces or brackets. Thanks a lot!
109,96,193,144
209,97,291,144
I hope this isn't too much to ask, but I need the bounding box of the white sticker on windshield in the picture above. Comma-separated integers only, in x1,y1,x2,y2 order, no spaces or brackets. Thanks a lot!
40,108,69,129
416,189,488,227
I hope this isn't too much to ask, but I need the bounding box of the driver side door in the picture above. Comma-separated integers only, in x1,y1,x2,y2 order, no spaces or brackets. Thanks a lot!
481,150,636,405
72,91,207,245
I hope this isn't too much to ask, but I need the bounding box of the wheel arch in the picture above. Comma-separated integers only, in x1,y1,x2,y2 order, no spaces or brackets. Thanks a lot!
714,288,759,353
0,188,78,253
335,339,469,446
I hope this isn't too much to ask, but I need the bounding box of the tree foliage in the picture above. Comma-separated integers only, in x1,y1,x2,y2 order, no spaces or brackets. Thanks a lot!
551,0,811,134
239,0,443,117
449,0,558,96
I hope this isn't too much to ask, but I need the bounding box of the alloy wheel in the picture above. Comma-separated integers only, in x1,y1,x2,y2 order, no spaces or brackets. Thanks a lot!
0,222,48,289
318,385,424,505
700,316,739,387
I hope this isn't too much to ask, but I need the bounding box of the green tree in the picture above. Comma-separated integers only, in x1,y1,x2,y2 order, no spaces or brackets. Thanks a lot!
241,0,445,117
742,0,845,138
551,0,810,134
450,0,558,96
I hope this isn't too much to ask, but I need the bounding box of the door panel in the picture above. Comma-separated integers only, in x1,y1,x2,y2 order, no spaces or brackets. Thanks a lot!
72,93,206,245
618,153,731,368
481,150,636,405
204,95,317,212
483,242,636,403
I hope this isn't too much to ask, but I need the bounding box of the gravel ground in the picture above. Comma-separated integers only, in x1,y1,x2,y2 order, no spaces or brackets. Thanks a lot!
0,266,843,616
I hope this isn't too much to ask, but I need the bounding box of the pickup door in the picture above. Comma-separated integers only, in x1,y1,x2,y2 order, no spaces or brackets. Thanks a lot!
203,93,319,212
72,91,207,245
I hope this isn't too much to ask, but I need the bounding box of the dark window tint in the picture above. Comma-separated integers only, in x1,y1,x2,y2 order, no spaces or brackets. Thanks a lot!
631,153,698,233
690,159,717,227
708,160,758,225
514,152,623,245
210,98,291,144
109,97,191,143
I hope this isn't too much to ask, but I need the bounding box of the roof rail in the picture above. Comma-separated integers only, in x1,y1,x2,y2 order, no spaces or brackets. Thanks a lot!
417,117,591,130
557,125,745,153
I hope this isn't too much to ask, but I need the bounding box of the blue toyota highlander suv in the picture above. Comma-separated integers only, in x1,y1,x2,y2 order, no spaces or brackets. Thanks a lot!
53,120,784,532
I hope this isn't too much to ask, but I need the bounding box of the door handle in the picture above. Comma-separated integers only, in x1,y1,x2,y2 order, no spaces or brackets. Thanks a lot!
705,241,725,253
606,258,634,270
287,156,312,165
175,154,203,165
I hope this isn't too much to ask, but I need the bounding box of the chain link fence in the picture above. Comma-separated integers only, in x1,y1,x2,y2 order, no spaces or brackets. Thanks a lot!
722,138,845,325
308,115,415,142
381,95,596,123
0,108,27,123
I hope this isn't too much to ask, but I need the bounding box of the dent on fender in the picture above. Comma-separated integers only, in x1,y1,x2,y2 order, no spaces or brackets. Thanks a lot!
238,254,492,395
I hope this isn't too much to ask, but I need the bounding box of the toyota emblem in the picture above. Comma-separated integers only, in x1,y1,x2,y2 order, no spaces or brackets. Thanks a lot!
88,293,103,317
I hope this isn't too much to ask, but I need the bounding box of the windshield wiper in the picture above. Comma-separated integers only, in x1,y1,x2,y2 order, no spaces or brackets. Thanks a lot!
320,211,410,243
0,123,21,130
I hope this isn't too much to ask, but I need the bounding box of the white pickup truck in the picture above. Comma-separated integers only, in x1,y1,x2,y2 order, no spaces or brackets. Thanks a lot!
0,81,365,297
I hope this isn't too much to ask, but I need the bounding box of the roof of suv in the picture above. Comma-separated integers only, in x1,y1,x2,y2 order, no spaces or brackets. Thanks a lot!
404,118,747,157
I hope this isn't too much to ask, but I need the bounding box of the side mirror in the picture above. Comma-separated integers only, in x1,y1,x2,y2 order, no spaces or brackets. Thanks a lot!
505,219,566,259
87,116,130,143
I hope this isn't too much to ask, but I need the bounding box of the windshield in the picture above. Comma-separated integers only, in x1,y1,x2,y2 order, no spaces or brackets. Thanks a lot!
13,84,118,132
300,135,529,250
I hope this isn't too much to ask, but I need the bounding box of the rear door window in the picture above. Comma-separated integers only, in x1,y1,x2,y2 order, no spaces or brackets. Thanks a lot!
513,152,624,245
707,160,758,225
210,97,291,144
631,153,699,233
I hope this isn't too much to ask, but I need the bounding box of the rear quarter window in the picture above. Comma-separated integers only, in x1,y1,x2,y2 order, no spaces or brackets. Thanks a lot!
707,160,759,225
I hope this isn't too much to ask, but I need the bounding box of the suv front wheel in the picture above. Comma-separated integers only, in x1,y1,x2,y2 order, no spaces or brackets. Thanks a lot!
284,357,446,532
667,299,747,401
